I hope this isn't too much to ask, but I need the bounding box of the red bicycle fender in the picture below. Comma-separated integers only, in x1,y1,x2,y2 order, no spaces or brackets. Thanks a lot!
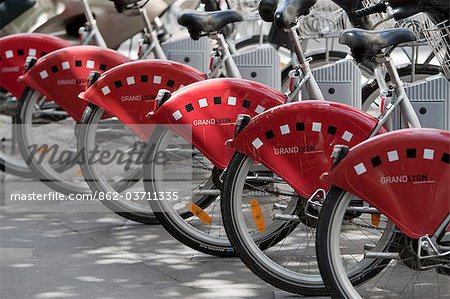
229,101,388,198
325,128,450,239
79,59,207,140
19,45,130,122
151,78,287,168
0,33,71,98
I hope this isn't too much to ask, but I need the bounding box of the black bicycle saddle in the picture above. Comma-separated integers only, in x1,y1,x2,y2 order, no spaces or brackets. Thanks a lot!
258,0,317,29
177,10,243,40
0,0,36,29
340,28,417,52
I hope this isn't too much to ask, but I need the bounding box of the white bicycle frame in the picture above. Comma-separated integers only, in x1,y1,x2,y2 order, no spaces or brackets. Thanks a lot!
282,20,423,131
368,55,422,136
79,0,108,48
136,3,244,79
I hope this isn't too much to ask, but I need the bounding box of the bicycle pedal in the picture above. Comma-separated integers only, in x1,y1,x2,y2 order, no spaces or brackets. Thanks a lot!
273,213,299,222
273,203,288,211
363,243,376,251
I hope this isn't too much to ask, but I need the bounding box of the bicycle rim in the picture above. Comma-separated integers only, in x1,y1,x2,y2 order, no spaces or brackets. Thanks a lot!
17,88,90,194
0,93,33,177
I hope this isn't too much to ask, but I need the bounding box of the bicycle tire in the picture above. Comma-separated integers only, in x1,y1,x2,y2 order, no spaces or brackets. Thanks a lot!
143,125,234,256
316,187,401,299
221,152,328,295
15,87,91,194
77,104,160,224
0,89,34,178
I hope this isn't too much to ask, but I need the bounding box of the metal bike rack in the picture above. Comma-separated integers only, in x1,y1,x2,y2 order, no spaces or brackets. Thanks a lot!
305,59,362,108
161,36,212,73
394,74,450,130
233,44,281,90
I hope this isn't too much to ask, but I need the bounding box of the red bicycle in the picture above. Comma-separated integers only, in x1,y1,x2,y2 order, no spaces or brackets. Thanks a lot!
316,128,450,298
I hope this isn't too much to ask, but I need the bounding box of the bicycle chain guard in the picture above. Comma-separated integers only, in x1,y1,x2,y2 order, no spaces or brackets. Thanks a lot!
151,78,287,169
19,45,130,122
0,33,71,98
325,128,450,239
229,100,386,198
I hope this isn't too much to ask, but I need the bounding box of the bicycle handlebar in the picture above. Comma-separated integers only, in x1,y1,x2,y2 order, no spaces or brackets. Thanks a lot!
201,0,220,11
354,1,387,18
110,0,141,13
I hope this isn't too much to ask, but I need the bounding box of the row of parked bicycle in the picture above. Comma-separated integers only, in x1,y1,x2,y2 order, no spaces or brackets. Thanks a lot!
1,0,449,297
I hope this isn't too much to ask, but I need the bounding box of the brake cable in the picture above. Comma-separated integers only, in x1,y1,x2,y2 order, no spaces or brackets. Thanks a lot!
138,0,150,9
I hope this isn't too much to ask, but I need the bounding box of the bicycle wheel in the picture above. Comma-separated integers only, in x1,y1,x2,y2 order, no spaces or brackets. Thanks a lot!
16,88,91,194
0,90,34,177
315,187,449,298
77,104,159,224
142,126,301,257
142,125,233,256
135,50,357,258
221,152,327,295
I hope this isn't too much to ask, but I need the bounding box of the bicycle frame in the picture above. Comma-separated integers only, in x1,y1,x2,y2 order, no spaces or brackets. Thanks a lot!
15,1,176,123
284,23,324,101
207,32,241,79
138,15,243,77
79,20,285,141
368,55,422,134
134,23,327,167
136,7,166,60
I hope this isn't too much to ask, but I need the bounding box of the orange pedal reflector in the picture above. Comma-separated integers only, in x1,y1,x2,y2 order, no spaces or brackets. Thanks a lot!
250,199,266,232
371,213,381,227
186,202,212,225
36,147,50,155
75,166,83,177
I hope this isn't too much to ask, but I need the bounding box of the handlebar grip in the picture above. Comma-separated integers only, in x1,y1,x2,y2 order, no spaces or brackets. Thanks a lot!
355,1,387,18
201,0,220,11
111,0,139,13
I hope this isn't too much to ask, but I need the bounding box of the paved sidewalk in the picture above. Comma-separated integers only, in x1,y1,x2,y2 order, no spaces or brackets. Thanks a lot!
1,179,327,299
